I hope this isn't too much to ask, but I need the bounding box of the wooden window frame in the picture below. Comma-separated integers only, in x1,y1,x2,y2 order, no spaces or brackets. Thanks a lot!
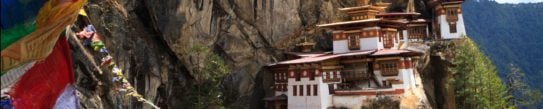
382,31,395,48
328,84,335,94
295,71,301,81
399,30,404,40
347,33,360,50
313,85,318,96
325,72,330,80
309,70,315,80
449,23,457,33
380,61,399,76
299,85,304,96
446,8,459,22
293,85,297,96
333,71,338,79
307,85,311,96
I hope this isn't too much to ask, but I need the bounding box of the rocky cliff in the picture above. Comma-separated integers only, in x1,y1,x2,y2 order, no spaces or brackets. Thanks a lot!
74,0,437,109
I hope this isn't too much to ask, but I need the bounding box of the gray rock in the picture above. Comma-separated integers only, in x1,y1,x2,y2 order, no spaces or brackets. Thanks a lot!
74,0,431,109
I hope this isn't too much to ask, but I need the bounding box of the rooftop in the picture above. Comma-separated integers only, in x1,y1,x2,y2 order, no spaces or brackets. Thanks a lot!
271,49,421,65
316,18,381,28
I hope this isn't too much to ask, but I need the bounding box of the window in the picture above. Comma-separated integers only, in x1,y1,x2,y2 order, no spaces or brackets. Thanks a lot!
399,30,404,40
309,70,315,80
274,73,278,82
325,72,330,80
383,81,392,88
342,63,369,81
280,72,286,81
408,27,427,40
347,33,360,50
333,71,337,79
380,61,399,76
328,84,335,94
449,23,457,33
293,86,297,96
446,8,459,22
307,85,311,96
299,85,304,96
313,85,318,96
382,30,396,48
295,72,301,81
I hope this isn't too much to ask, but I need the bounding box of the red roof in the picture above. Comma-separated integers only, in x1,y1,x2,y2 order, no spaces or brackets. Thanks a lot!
376,12,420,17
317,19,381,28
263,94,287,101
271,49,421,66
371,49,411,56
275,50,375,65
276,54,342,65
285,52,329,58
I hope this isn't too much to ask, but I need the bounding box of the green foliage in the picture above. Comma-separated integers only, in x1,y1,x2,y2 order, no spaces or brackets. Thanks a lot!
506,64,543,108
360,97,400,109
463,1,543,108
450,38,512,109
186,45,229,109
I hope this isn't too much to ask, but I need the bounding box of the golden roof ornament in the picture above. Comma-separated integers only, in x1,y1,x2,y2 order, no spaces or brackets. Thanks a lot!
297,37,315,53
406,0,416,13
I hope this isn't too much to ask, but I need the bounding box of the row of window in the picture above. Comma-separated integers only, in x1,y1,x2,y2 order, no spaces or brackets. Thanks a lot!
380,30,397,48
293,71,316,81
274,84,287,91
347,33,360,50
274,72,287,82
380,61,399,76
322,72,339,80
292,85,318,96
408,27,427,39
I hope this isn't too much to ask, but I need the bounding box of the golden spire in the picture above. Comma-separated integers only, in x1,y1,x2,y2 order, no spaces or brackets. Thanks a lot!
407,0,416,13
298,36,315,53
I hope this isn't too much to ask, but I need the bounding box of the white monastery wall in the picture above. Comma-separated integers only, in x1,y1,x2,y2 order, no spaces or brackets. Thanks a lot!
333,40,349,53
438,14,466,39
359,37,380,51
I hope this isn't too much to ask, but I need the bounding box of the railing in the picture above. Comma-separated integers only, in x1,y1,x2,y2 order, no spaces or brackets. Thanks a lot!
341,70,371,81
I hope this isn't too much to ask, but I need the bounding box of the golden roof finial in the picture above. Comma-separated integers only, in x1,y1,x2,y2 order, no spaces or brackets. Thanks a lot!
406,0,416,13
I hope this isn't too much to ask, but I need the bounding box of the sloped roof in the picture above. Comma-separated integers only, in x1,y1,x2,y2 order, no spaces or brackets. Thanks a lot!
270,49,423,66
274,50,376,65
263,94,287,101
370,49,411,56
317,19,381,28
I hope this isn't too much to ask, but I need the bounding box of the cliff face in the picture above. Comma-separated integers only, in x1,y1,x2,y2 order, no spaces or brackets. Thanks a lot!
75,0,437,109
77,0,355,108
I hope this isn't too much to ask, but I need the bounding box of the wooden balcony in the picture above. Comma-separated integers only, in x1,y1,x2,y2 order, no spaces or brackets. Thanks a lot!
341,70,372,81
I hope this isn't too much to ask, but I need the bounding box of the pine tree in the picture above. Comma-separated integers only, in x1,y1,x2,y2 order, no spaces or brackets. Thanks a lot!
187,45,229,109
450,38,512,108
506,64,543,108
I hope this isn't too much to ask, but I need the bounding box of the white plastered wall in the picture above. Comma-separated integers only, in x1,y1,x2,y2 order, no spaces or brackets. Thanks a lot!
438,14,466,39
333,40,349,53
359,37,380,51
288,70,336,109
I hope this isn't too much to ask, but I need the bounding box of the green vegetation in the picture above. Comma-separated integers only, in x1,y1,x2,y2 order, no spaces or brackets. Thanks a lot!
463,0,543,108
361,97,400,109
186,45,229,109
506,64,542,108
450,38,511,108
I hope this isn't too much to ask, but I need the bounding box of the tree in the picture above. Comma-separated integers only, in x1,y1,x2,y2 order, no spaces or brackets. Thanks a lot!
187,45,229,109
506,64,543,108
450,38,512,109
